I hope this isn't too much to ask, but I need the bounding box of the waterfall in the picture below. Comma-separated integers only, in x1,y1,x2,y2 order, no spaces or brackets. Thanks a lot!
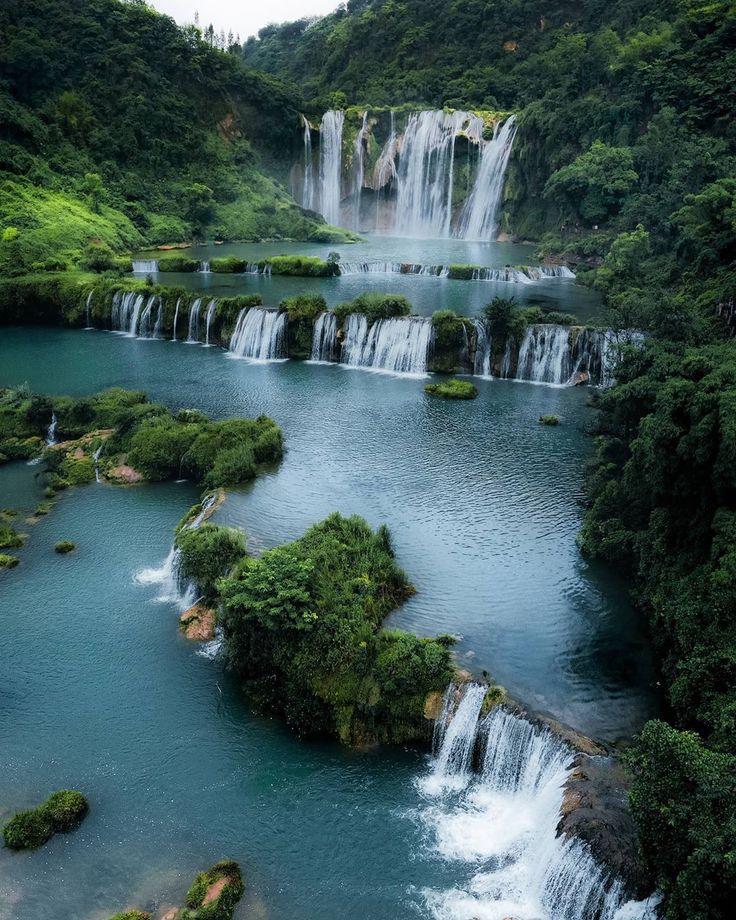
187,298,202,343
310,312,338,363
514,325,575,385
172,298,181,341
301,115,315,210
135,493,218,609
229,308,288,361
137,295,159,338
111,291,145,336
132,259,159,274
472,266,534,283
244,262,262,275
84,291,93,329
337,261,447,276
204,299,217,346
45,413,58,446
457,116,517,240
199,261,211,273
351,111,369,228
373,110,398,189
342,315,433,376
318,109,345,225
471,319,492,377
153,301,163,339
395,110,480,238
419,684,657,920
335,261,571,282
93,444,103,483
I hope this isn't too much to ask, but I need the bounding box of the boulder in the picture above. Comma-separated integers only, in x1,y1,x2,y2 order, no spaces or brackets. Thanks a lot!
180,604,216,641
572,370,590,386
106,464,143,484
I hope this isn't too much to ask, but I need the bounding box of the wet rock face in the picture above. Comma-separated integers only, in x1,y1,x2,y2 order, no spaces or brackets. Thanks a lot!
557,754,650,898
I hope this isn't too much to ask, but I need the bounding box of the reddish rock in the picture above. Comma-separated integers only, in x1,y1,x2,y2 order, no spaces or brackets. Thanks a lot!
180,604,216,641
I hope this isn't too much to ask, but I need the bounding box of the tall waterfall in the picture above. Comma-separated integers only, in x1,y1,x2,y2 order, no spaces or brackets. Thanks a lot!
137,295,159,338
471,319,492,377
318,109,345,225
419,683,657,920
84,291,93,329
342,314,433,375
351,110,370,228
301,115,315,211
111,291,145,336
457,116,517,240
229,308,288,361
187,298,202,343
132,259,159,274
204,299,217,346
172,298,181,341
515,325,574,385
310,311,338,363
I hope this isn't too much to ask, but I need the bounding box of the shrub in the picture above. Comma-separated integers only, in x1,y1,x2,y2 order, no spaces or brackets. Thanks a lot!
425,379,478,400
334,292,411,327
539,415,561,425
2,809,54,849
81,241,117,272
44,790,88,830
108,913,152,920
447,264,482,280
176,524,247,598
0,524,23,549
280,293,328,322
265,255,338,277
55,540,76,554
157,256,199,272
210,256,247,273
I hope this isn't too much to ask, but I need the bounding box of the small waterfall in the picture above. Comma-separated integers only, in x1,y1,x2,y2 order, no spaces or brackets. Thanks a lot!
199,261,211,273
204,299,217,346
351,111,369,228
472,266,534,283
318,109,345,225
337,261,447,276
172,298,181,341
84,291,93,329
187,298,202,343
135,493,218,609
137,295,159,338
244,262,261,275
111,291,144,335
45,413,58,446
229,308,288,361
419,684,656,920
514,325,574,385
471,319,492,377
457,115,517,240
301,115,315,210
310,312,338,363
342,315,433,376
153,301,163,339
93,444,103,483
132,259,159,274
334,261,570,282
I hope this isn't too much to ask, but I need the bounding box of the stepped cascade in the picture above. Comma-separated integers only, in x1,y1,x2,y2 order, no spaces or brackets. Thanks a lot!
420,684,658,920
335,261,575,282
297,109,517,239
505,326,612,386
132,259,159,274
229,308,288,360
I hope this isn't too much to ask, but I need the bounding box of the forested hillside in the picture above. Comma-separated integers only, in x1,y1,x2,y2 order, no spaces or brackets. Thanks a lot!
244,2,736,916
0,0,342,276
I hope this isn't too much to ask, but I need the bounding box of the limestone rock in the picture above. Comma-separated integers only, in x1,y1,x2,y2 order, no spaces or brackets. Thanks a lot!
180,604,216,641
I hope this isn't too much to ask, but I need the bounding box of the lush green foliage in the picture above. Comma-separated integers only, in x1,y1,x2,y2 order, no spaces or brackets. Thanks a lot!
280,293,328,322
2,789,88,849
334,292,412,327
182,860,244,920
0,553,20,569
265,255,339,277
425,379,478,401
157,256,199,273
108,913,152,920
430,310,466,373
176,524,247,600
0,523,23,549
218,513,455,744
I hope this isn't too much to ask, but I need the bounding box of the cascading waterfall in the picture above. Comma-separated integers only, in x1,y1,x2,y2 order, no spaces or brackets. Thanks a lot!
351,111,370,228
84,291,93,329
45,413,58,446
229,308,288,361
318,109,345,225
310,312,338,363
111,291,145,336
172,298,181,341
419,683,658,920
342,315,433,375
132,260,159,274
187,298,202,343
457,116,518,240
471,319,492,377
301,115,315,210
335,261,574,282
204,299,217,346
137,296,159,338
514,325,574,385
136,493,218,609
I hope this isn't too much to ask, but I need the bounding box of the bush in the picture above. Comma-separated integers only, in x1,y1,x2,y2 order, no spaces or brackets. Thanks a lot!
2,809,54,849
539,415,561,425
425,379,478,400
81,241,117,272
447,264,482,280
44,790,88,830
108,913,152,920
157,256,199,272
54,540,76,553
176,524,247,598
265,255,338,277
210,256,247,273
334,292,412,327
0,524,23,549
280,293,328,322
0,553,20,568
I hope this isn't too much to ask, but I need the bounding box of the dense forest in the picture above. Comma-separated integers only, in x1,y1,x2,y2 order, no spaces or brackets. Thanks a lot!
0,0,349,277
244,1,736,916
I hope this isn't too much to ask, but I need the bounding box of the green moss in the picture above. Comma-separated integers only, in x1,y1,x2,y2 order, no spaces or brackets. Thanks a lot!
430,310,467,373
2,809,54,849
55,540,76,554
176,525,247,600
34,502,52,516
447,264,482,280
334,292,411,327
59,455,96,485
108,912,152,920
0,553,20,569
157,256,199,272
265,255,338,277
425,379,478,400
210,256,247,274
481,685,508,714
44,790,88,830
539,415,561,425
0,524,23,549
182,860,244,920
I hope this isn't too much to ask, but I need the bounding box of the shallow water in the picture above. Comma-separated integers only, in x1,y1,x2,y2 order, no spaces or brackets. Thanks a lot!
0,326,657,919
132,237,603,323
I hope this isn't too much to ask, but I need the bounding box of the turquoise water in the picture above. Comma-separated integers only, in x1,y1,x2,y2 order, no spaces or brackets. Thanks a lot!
0,326,657,919
132,237,603,323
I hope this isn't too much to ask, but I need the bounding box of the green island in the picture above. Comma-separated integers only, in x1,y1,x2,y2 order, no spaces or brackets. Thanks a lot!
1,0,735,917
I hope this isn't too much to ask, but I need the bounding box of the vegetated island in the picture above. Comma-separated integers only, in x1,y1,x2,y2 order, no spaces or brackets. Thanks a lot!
2,789,88,850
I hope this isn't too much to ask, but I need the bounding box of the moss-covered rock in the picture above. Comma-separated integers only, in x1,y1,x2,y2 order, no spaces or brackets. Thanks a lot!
425,378,478,400
481,685,508,715
539,414,561,425
157,256,199,272
0,553,20,569
182,860,245,920
54,540,76,554
108,912,152,920
2,789,88,849
0,524,23,549
44,789,89,830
